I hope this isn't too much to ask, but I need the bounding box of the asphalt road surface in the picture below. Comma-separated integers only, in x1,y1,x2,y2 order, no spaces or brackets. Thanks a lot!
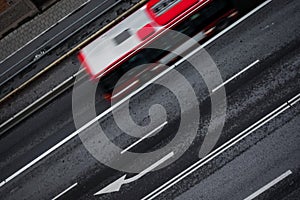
0,0,299,199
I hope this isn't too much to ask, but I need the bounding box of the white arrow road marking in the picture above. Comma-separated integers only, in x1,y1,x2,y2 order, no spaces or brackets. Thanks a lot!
94,151,174,195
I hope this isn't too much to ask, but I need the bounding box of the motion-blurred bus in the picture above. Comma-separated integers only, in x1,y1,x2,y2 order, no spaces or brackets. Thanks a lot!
78,0,238,100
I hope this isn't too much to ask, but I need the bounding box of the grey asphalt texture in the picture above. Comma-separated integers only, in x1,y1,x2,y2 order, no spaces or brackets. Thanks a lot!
0,0,299,199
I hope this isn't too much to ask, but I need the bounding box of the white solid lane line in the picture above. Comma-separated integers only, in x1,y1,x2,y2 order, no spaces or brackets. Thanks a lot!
288,93,300,103
52,182,78,200
0,0,273,189
121,121,168,154
291,98,300,106
243,170,292,200
212,60,260,93
289,93,300,106
142,92,299,200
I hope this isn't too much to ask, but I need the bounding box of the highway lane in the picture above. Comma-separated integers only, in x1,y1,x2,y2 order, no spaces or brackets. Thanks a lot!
0,0,293,198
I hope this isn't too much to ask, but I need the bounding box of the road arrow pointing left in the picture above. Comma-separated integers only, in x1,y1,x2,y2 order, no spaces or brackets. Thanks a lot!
94,152,174,195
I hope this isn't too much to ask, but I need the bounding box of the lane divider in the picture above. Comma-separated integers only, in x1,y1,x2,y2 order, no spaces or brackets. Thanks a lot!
288,93,300,106
52,182,78,200
212,60,260,93
243,170,292,200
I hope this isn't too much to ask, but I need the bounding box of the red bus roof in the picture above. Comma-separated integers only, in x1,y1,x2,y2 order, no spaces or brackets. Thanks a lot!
146,0,199,25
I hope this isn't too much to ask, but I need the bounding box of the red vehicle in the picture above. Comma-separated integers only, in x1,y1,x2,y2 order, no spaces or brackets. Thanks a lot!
78,0,238,100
